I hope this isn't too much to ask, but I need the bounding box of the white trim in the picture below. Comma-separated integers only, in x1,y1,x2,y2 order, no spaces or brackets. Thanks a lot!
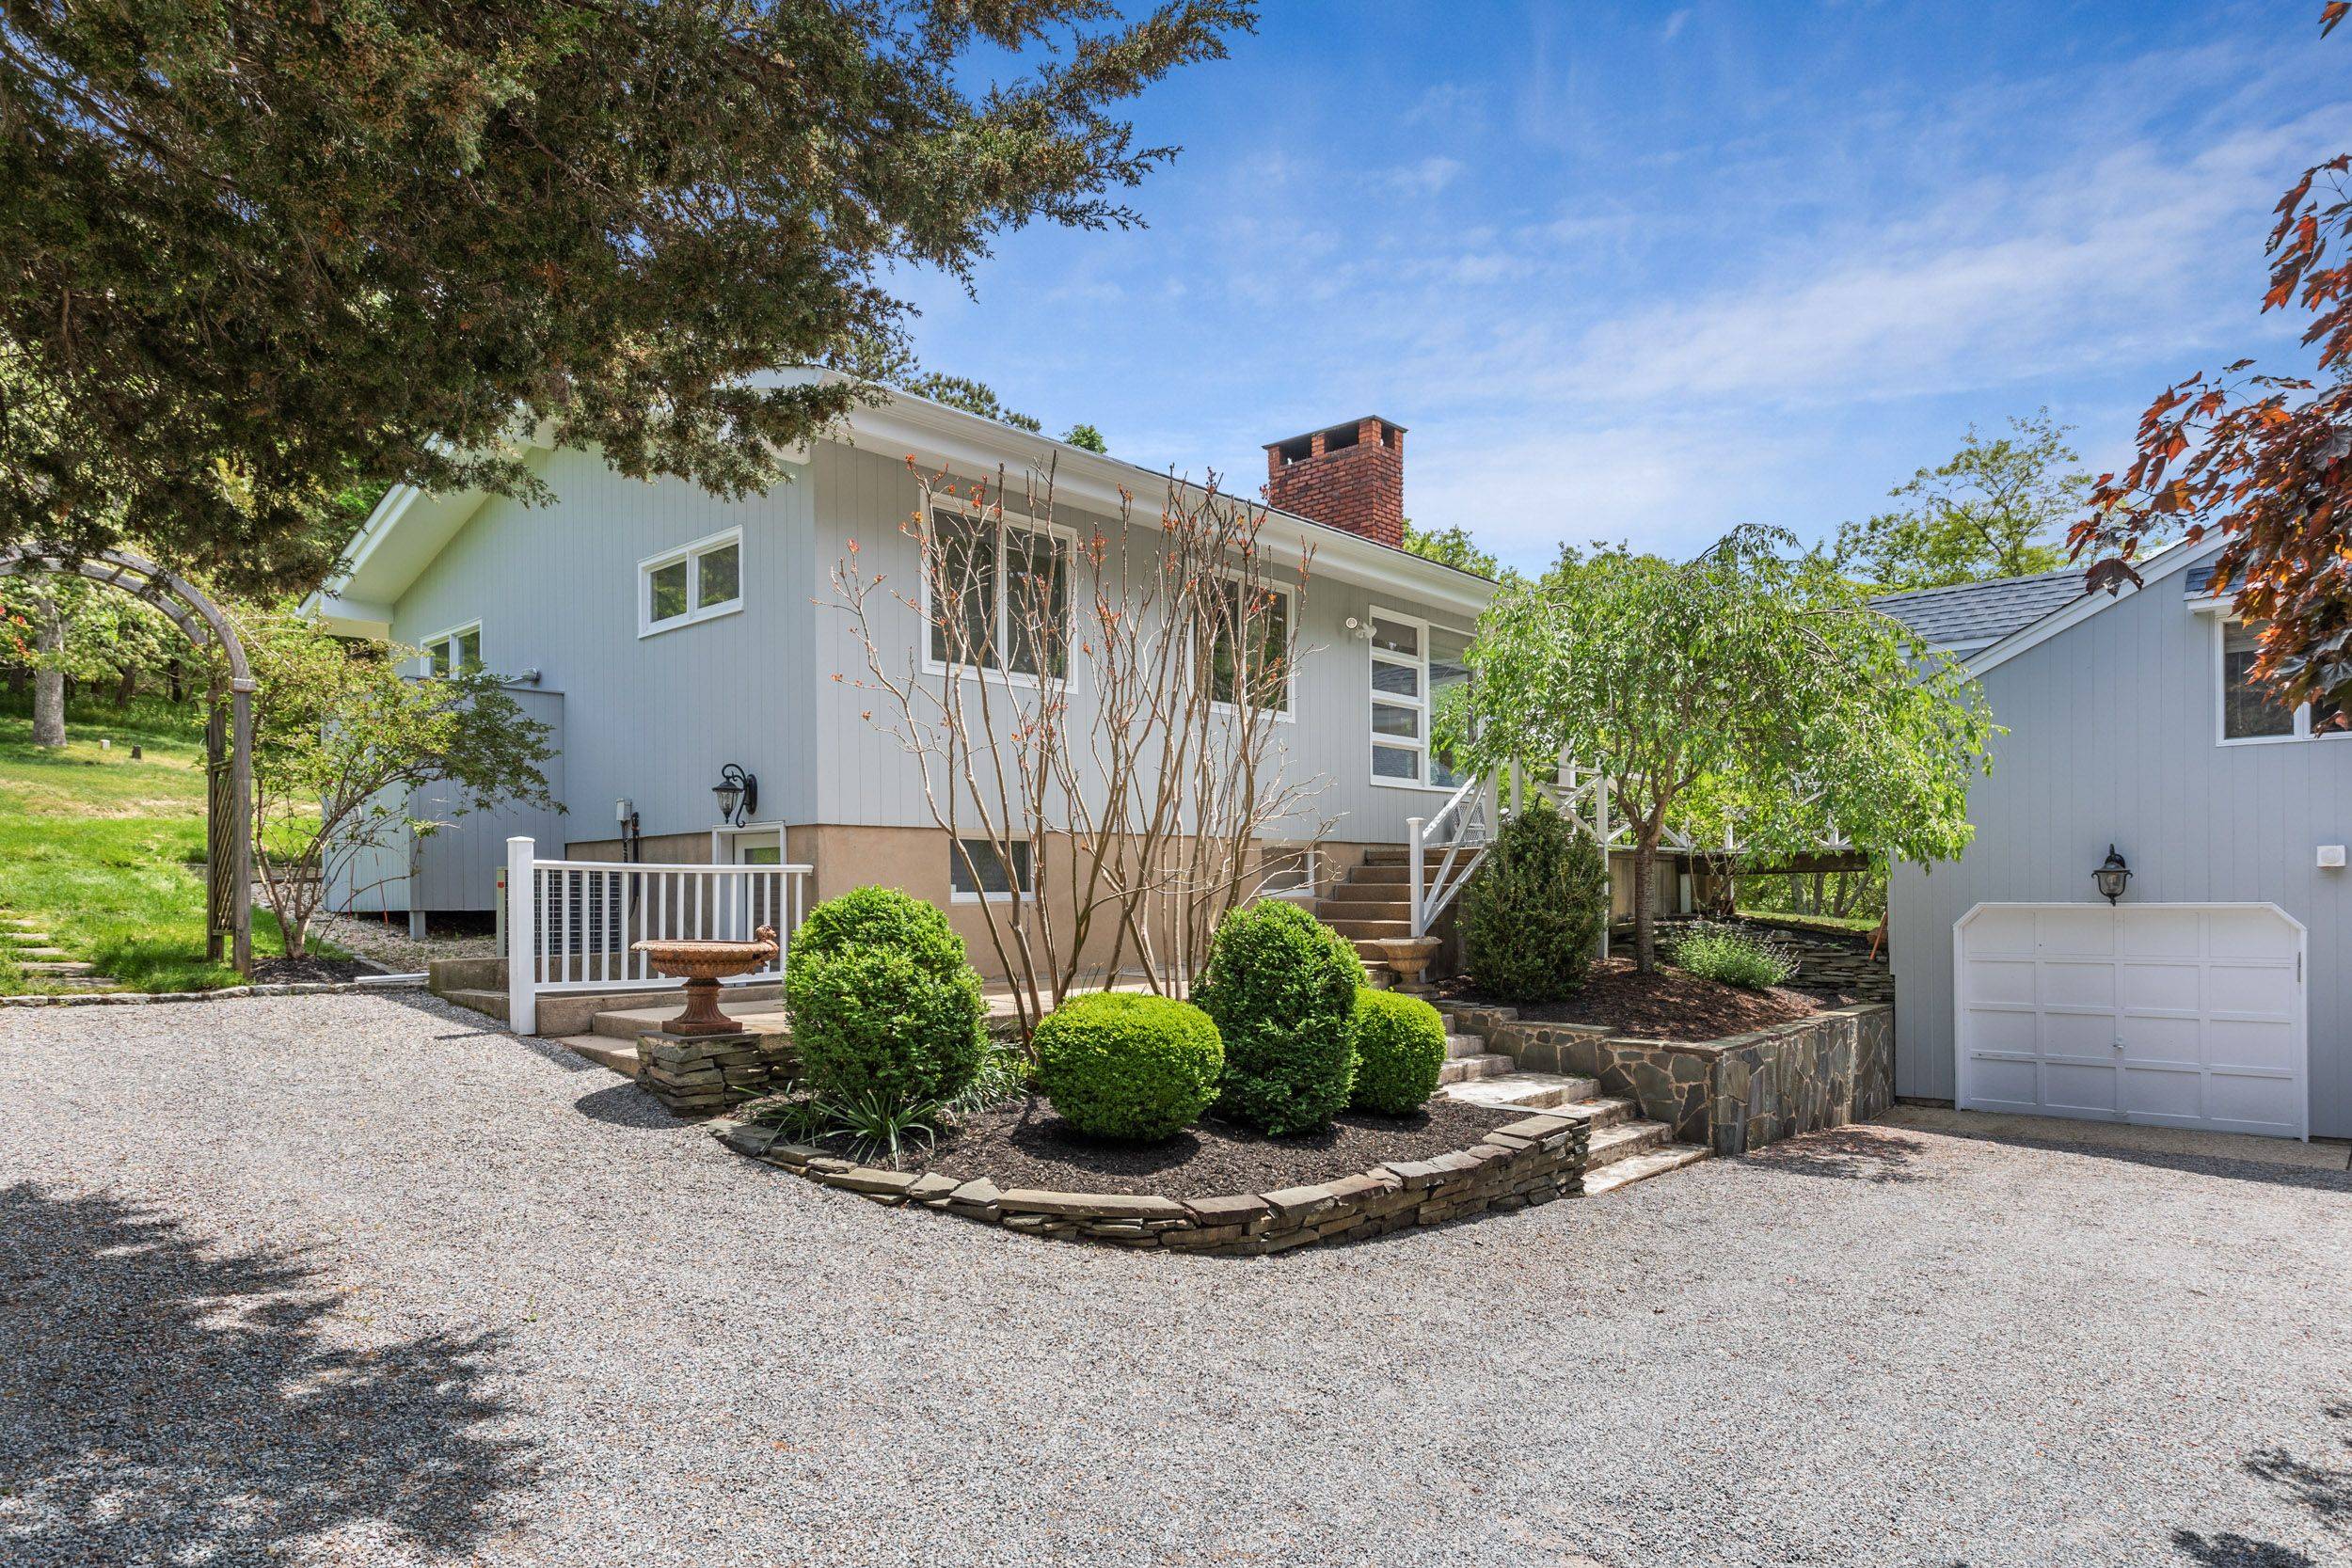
917,496,1079,689
710,820,788,864
638,526,745,638
1366,604,1475,792
1207,574,1298,722
1951,900,2309,1141
1963,538,2216,676
2212,614,2350,746
1255,843,1321,900
947,835,1036,904
414,619,483,676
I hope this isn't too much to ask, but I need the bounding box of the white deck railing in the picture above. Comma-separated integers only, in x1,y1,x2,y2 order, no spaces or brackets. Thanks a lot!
1405,773,1501,938
503,836,811,1035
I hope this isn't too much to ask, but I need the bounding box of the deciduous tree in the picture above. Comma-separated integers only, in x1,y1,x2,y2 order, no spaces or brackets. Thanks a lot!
1,1,1250,590
1454,530,1993,972
1836,412,2088,592
2072,4,2352,713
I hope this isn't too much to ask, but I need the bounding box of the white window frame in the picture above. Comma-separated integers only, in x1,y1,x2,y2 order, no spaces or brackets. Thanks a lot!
1208,574,1297,722
1367,605,1475,790
949,835,1036,904
639,527,744,639
919,497,1079,687
416,621,483,678
2211,614,2349,747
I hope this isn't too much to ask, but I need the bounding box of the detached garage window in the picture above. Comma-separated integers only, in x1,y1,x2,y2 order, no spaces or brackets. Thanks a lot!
2220,620,2348,741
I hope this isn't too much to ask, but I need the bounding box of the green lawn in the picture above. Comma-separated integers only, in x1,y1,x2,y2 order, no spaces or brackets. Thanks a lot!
0,698,328,993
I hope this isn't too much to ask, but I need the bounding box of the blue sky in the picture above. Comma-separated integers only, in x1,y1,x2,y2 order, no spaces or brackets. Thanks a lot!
895,2,2346,571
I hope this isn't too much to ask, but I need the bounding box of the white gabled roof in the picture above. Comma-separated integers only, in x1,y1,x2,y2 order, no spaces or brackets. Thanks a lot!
306,370,1497,635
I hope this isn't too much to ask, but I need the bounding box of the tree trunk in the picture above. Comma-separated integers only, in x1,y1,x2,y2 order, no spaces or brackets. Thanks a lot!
167,657,184,704
31,609,66,748
1631,832,1660,973
114,663,138,707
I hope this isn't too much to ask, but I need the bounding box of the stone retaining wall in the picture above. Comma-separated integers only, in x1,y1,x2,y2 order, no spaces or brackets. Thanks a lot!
636,1030,798,1116
1452,1003,1894,1155
706,1109,1592,1256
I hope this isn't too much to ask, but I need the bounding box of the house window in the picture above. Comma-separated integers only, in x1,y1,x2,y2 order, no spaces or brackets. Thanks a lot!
2219,619,2349,742
640,529,743,636
1369,609,1474,786
1256,844,1317,899
1209,578,1294,715
925,505,1072,679
950,837,1034,902
421,624,482,677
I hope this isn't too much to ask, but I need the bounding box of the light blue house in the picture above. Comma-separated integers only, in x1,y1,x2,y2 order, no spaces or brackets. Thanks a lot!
1879,548,2349,1141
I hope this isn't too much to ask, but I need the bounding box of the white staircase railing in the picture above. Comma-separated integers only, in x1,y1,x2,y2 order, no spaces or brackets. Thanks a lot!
1406,773,1501,938
503,836,811,1035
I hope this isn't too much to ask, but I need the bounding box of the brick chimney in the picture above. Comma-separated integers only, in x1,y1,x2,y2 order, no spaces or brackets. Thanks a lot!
1263,416,1406,548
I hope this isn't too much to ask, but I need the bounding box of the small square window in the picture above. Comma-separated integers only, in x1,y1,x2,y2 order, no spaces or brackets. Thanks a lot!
642,531,744,635
649,559,690,626
951,837,1033,900
698,542,739,610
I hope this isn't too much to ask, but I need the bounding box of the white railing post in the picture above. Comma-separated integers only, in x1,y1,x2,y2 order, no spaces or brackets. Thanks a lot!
506,836,536,1035
1406,816,1426,939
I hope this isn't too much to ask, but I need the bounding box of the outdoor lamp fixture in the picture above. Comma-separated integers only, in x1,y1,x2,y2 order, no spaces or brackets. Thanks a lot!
2093,844,2133,905
711,763,757,828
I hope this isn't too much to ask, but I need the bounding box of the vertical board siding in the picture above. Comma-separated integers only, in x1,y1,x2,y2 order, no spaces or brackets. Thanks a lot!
1889,556,2352,1136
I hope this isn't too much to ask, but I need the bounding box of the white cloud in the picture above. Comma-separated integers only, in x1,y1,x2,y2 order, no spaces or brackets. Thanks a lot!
1381,156,1466,197
1661,8,1692,43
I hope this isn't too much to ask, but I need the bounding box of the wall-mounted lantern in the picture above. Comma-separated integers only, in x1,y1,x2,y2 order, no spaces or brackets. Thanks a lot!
712,763,758,828
2093,844,2132,905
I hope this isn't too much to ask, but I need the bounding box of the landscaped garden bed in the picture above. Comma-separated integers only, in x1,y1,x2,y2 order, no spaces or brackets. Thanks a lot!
1441,957,1837,1041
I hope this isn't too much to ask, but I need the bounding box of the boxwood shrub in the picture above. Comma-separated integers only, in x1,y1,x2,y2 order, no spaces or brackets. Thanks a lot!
1346,988,1448,1116
1457,800,1609,1003
784,886,988,1106
1033,992,1223,1142
1193,900,1361,1135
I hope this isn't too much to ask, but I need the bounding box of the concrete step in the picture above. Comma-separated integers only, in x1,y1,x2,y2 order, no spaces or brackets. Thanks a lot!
1350,938,1393,963
1319,881,1414,907
1582,1143,1710,1196
1438,1052,1517,1085
1343,863,1413,884
1443,1032,1488,1059
555,1034,642,1075
7,946,70,959
1323,916,1412,940
1438,1071,1599,1111
592,1001,789,1039
428,955,505,993
1586,1119,1672,1169
1360,847,1411,865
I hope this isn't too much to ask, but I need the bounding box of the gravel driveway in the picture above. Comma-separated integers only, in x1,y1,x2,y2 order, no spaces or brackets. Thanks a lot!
4,994,2347,1568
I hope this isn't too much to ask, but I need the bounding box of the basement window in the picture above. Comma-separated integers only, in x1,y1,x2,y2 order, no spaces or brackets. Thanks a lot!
950,837,1034,902
640,529,743,637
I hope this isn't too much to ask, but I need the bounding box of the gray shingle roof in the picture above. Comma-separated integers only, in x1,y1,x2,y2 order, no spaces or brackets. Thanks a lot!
1869,566,2090,649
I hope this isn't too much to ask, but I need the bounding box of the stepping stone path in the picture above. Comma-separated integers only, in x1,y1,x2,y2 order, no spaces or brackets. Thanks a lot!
0,913,115,989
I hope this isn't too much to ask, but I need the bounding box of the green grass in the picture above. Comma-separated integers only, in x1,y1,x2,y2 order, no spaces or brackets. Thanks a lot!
0,701,330,993
1733,908,1881,936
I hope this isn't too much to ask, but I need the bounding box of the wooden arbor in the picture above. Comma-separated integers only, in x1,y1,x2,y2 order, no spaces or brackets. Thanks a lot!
0,546,254,975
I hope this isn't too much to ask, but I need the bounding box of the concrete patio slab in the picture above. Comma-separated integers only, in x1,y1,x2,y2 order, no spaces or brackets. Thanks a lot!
1883,1101,2351,1171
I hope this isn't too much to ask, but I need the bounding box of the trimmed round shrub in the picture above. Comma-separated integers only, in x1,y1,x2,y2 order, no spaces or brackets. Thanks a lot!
1457,800,1609,1004
1034,992,1223,1142
784,886,988,1105
1193,900,1360,1135
1346,988,1448,1116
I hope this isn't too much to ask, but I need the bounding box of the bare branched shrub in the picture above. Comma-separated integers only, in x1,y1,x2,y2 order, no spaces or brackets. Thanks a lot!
831,460,1331,1037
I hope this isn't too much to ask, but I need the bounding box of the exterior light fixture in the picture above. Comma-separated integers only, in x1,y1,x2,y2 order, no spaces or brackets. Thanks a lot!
712,763,757,828
2093,844,2132,905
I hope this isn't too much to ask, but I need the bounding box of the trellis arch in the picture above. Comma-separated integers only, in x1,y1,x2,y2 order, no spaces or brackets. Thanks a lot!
0,546,253,975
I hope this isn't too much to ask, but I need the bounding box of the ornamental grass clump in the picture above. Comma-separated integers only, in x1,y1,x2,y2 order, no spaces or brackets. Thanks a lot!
1193,900,1360,1135
1034,992,1223,1142
784,886,988,1106
1456,800,1609,1003
1346,988,1448,1117
1669,922,1801,991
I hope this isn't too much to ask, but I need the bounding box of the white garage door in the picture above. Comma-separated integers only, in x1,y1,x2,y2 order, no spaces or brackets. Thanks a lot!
1955,903,2307,1139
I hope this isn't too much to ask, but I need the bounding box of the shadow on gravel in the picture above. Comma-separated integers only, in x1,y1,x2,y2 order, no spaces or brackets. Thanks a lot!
0,1183,533,1566
572,1080,683,1128
1742,1126,1931,1184
2171,1402,2352,1568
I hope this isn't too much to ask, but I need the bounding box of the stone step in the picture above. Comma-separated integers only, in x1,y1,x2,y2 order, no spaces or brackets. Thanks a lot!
7,946,69,958
593,1001,789,1040
1443,1032,1488,1059
15,960,96,975
1572,1095,1640,1130
1581,1143,1710,1196
1438,1052,1517,1085
1438,1071,1599,1111
1586,1119,1672,1169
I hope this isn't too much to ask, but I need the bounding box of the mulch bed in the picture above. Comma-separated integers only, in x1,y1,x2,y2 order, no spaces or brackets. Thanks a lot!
895,1092,1518,1199
1443,958,1835,1043
250,955,374,985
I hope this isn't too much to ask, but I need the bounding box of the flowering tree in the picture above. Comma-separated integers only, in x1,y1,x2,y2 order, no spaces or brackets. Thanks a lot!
246,615,557,957
1453,529,1994,972
831,463,1329,1037
2071,4,2352,713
